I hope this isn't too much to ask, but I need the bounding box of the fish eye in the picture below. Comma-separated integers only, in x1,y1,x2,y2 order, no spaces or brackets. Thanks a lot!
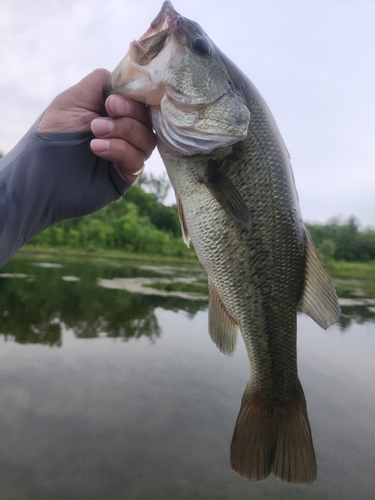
192,36,210,56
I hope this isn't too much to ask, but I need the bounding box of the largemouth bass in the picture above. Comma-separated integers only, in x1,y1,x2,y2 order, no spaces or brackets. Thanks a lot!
107,1,340,484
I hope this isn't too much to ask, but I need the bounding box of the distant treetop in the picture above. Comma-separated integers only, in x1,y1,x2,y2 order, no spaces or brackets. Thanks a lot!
306,217,375,262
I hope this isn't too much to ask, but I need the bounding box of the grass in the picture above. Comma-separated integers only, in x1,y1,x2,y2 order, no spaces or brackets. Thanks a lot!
19,244,200,266
326,259,375,280
325,259,375,299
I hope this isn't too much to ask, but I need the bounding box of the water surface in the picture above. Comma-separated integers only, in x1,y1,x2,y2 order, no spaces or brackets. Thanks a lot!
0,256,374,500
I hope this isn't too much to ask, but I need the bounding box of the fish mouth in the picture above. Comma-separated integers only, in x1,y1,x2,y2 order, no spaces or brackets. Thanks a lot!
132,1,178,66
139,1,177,42
106,1,180,100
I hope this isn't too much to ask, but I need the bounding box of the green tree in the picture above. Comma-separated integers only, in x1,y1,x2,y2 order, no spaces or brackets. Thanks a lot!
28,178,193,259
137,172,171,203
318,239,336,261
125,185,181,236
357,229,375,262
306,217,375,262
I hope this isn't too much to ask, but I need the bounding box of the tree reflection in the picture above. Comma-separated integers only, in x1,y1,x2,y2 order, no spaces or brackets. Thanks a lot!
0,257,207,346
336,306,375,331
2,256,372,346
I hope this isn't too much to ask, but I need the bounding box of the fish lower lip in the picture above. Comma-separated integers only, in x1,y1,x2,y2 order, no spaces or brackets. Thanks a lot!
136,23,175,66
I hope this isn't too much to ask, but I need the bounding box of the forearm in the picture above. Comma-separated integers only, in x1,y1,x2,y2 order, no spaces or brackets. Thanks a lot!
0,120,129,267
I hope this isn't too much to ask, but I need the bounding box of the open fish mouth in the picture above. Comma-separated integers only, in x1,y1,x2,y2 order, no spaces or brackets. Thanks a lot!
106,2,183,104
140,0,177,40
130,1,177,66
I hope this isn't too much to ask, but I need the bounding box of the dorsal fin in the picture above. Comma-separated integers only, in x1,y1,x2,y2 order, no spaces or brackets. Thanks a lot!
298,230,341,329
208,279,238,356
175,192,190,247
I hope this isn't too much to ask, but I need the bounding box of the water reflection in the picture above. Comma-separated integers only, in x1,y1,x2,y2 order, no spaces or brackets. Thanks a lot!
0,256,374,499
1,257,375,347
0,257,207,346
337,306,375,330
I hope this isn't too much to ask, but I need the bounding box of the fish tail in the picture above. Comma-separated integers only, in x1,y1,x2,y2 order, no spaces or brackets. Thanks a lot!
230,381,317,484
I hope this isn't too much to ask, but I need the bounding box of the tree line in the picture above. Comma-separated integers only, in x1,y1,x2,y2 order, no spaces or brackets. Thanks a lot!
306,217,375,262
28,174,195,259
14,169,375,263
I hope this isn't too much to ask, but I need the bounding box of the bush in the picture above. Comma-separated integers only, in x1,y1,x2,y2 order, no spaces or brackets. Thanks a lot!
28,183,193,259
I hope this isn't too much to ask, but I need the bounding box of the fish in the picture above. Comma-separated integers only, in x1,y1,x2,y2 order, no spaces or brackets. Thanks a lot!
106,1,341,484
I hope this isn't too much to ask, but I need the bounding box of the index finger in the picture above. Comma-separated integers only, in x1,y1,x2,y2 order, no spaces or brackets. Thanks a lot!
105,94,152,128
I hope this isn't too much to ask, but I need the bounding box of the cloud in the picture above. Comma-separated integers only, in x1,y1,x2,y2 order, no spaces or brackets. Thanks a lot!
1,0,374,226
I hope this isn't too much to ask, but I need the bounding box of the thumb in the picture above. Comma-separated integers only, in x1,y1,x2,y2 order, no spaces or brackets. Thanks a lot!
64,68,110,113
38,68,110,134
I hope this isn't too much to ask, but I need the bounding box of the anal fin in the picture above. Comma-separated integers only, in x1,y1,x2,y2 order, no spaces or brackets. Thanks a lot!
208,279,238,356
299,230,341,329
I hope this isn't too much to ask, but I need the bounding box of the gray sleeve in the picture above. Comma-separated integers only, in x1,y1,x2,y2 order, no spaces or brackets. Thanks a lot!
0,119,129,267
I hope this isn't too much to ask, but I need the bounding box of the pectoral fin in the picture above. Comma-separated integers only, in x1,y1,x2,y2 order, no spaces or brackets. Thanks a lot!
298,230,341,329
175,193,190,247
208,279,238,356
202,160,252,231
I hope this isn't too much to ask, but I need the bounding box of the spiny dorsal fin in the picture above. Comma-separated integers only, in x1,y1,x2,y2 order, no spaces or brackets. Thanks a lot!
208,279,238,356
202,160,252,232
298,230,341,329
175,192,190,247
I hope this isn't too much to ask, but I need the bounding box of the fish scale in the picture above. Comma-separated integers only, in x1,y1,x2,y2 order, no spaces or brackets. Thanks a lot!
107,0,340,484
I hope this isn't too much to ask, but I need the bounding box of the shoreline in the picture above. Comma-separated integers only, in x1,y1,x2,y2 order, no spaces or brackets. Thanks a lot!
14,245,375,299
17,244,200,267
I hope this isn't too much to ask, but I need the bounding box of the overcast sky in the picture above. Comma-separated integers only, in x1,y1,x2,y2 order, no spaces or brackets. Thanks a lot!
1,0,374,227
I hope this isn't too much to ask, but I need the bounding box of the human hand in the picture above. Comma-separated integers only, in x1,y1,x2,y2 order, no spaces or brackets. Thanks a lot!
38,68,156,185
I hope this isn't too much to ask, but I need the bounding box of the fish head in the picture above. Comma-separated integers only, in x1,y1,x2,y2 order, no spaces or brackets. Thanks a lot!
107,1,250,155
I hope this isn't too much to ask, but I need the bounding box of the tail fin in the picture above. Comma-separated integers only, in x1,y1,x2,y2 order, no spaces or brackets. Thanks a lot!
230,382,317,484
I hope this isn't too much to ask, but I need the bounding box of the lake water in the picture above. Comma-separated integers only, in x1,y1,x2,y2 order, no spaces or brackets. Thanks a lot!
0,255,374,500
